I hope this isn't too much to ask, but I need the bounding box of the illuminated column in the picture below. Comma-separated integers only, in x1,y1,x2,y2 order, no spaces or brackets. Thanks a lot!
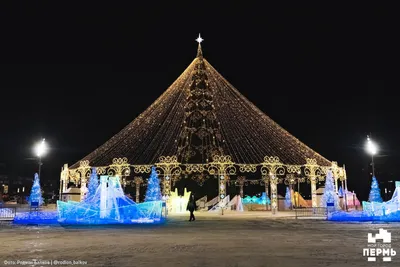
339,166,348,210
75,160,91,202
237,176,246,198
331,161,339,193
163,176,171,196
156,156,181,198
80,176,87,201
59,163,69,200
311,176,317,208
270,174,278,214
134,176,143,203
334,176,338,193
263,176,269,210
304,158,319,208
219,175,227,201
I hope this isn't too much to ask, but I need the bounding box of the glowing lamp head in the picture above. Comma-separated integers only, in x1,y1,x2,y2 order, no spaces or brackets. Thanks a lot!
35,138,48,157
366,136,377,155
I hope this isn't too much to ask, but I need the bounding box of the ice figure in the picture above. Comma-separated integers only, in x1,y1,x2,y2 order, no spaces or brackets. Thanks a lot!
363,186,400,217
242,193,270,205
85,167,99,201
236,195,244,212
57,175,163,224
145,167,162,202
284,187,291,209
330,185,400,221
368,176,383,203
259,192,271,205
320,170,340,210
169,188,191,213
28,173,43,206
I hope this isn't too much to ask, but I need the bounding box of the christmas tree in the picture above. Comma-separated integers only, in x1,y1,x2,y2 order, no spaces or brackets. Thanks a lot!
28,173,43,206
284,187,291,209
368,176,383,202
144,167,162,202
85,167,99,200
320,170,340,209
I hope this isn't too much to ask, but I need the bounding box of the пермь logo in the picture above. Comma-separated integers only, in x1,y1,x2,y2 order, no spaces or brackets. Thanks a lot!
363,228,396,262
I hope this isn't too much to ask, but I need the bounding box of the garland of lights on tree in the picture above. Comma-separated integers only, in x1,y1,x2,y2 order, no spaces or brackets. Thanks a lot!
28,173,44,206
145,167,162,202
368,176,383,203
320,170,340,210
60,35,347,213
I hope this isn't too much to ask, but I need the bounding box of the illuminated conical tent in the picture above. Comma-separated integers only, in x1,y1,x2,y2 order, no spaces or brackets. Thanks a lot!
71,36,330,168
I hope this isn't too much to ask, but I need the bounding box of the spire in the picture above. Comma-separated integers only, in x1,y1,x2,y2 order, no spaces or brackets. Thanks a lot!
195,33,203,58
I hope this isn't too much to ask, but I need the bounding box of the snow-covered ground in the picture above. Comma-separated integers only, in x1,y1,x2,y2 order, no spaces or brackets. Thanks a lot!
1,212,399,267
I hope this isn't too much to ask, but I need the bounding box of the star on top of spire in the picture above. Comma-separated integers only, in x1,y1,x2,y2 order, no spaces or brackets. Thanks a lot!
196,33,204,44
196,33,203,58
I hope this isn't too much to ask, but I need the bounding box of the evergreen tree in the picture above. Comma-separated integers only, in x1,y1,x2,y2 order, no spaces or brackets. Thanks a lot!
368,176,383,202
320,170,340,209
28,173,43,206
284,187,291,209
86,167,99,200
144,167,162,202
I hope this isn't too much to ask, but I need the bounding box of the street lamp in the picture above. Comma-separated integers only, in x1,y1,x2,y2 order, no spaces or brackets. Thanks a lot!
34,138,48,179
366,135,377,177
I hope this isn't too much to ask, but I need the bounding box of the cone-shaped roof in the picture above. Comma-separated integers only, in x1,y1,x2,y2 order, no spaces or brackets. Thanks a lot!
71,38,330,168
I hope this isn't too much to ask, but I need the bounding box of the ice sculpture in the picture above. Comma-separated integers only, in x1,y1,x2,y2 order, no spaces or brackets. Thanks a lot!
85,167,99,201
236,195,244,212
28,173,44,206
14,211,59,224
363,186,400,217
320,170,340,210
169,188,191,213
368,176,383,202
242,193,270,205
329,186,400,221
57,175,164,224
145,166,162,202
284,187,291,209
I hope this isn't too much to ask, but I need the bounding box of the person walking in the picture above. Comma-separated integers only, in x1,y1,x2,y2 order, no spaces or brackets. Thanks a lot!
187,194,196,221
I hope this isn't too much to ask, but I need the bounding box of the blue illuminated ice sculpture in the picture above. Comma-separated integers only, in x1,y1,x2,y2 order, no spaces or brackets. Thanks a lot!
57,175,163,224
284,187,291,209
329,186,400,221
243,192,270,205
28,173,44,206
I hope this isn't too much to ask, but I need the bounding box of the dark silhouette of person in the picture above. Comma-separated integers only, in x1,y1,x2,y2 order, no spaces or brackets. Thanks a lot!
186,194,196,221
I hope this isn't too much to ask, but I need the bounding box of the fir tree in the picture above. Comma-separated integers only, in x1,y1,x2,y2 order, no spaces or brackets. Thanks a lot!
144,167,162,202
320,170,340,209
28,173,43,206
368,176,383,202
86,167,99,200
284,187,291,209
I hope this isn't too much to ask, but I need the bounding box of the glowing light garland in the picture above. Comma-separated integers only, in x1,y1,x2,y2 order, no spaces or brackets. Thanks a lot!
70,40,331,168
62,37,346,211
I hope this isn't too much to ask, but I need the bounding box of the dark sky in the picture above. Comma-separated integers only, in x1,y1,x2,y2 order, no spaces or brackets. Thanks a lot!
0,3,396,200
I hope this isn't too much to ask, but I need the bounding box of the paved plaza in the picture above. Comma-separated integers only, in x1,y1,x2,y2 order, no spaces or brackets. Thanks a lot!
1,212,399,267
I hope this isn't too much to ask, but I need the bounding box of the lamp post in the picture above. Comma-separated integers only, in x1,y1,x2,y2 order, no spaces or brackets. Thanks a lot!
366,135,377,177
34,138,48,179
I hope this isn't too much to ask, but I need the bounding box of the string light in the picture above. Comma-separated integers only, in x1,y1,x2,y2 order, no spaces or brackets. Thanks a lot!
71,39,330,168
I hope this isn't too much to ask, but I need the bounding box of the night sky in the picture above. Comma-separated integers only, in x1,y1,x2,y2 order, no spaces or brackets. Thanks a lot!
0,3,395,201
